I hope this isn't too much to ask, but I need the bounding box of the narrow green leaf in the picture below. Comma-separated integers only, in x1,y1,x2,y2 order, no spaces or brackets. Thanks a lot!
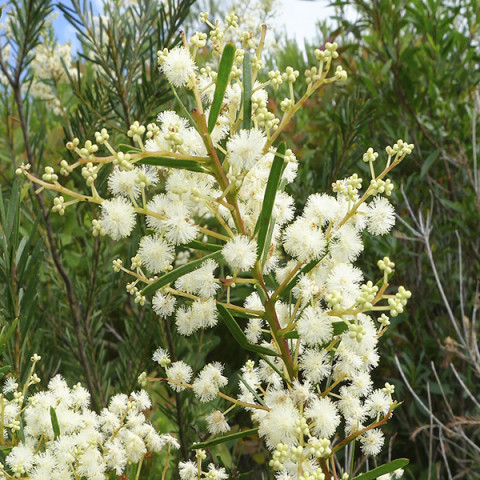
170,84,199,133
16,217,40,280
254,143,286,264
420,150,439,178
238,375,267,406
0,318,19,350
192,428,258,449
242,51,252,129
142,251,223,296
184,240,222,252
50,407,61,439
6,181,20,244
208,43,235,133
259,354,284,379
217,304,278,356
238,472,254,479
352,459,409,480
283,321,347,340
137,156,206,173
118,144,142,153
333,321,348,336
0,366,11,378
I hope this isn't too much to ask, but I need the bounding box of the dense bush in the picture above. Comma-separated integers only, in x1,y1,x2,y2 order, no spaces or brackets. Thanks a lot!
0,0,479,478
272,1,480,477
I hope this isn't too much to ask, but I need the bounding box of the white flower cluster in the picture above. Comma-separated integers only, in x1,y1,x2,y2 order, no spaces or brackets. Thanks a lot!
28,25,77,114
0,357,176,480
179,449,228,480
19,10,413,479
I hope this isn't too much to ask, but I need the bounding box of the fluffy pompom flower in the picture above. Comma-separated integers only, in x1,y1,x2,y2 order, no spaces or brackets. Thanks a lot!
364,389,391,418
108,167,140,199
327,262,364,306
166,361,193,392
145,194,171,232
179,460,197,480
101,197,136,240
175,305,200,336
258,403,300,449
159,47,197,87
303,193,340,226
119,429,146,463
226,129,266,171
175,259,219,298
222,235,258,271
104,439,127,475
283,217,326,262
348,371,373,398
330,224,364,262
297,306,334,346
300,348,331,384
360,428,385,456
6,443,35,476
71,384,91,409
192,298,218,329
138,235,174,273
163,203,198,245
367,196,395,235
175,299,217,336
304,397,341,438
206,464,229,480
206,410,230,434
152,347,170,367
152,292,176,318
245,318,264,344
192,363,228,403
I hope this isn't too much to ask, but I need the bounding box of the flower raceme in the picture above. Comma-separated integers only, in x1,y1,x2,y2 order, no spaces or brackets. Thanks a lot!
17,10,413,480
0,356,177,479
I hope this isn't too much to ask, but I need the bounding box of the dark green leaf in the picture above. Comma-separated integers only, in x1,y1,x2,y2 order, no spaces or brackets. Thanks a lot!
352,459,409,480
184,240,222,252
50,407,61,439
420,150,439,178
192,428,259,449
208,43,235,133
254,143,286,265
242,51,252,129
118,144,142,153
238,375,267,406
217,304,278,356
137,156,207,173
142,251,223,296
0,318,19,352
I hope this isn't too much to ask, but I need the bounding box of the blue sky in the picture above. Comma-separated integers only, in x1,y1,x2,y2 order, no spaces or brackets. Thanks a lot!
52,0,341,52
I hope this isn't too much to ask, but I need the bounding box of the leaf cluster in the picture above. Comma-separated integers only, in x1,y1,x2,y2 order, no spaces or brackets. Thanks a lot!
59,0,194,139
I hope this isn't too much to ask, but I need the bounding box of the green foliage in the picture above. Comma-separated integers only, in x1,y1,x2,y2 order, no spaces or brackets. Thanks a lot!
59,0,195,138
208,42,235,133
273,0,480,476
4,0,53,79
0,0,200,472
217,304,278,356
254,142,286,265
1,0,478,477
143,250,223,296
0,183,43,381
352,459,409,480
242,51,252,130
191,428,259,449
